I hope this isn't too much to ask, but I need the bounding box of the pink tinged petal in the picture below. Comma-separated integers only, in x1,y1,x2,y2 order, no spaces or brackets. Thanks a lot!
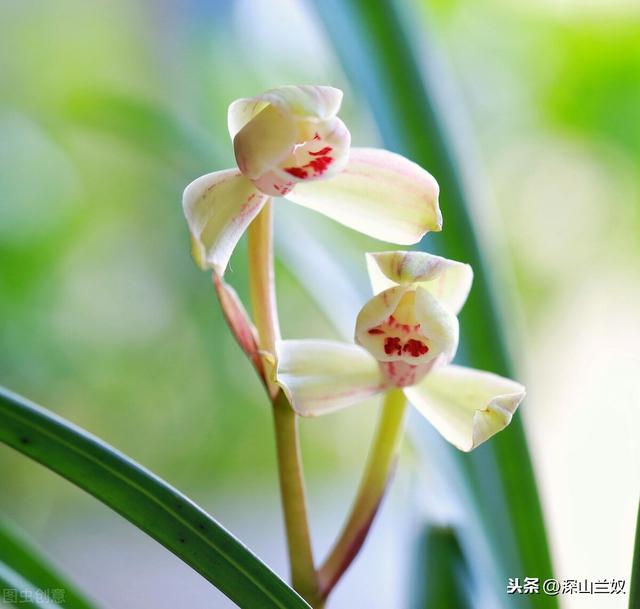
366,251,473,315
378,360,440,389
182,170,268,274
355,286,458,373
404,365,525,452
286,148,442,244
228,85,344,139
274,339,386,416
213,273,264,381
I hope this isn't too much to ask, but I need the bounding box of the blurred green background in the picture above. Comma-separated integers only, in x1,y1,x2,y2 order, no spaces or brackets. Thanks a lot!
1,0,638,608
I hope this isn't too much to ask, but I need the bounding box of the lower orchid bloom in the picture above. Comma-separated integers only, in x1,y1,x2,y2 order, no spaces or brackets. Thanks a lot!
274,251,525,451
182,85,442,275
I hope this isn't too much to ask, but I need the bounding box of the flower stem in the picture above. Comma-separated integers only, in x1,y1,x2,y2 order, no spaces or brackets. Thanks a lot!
318,388,408,599
247,199,280,395
273,390,321,605
247,200,320,605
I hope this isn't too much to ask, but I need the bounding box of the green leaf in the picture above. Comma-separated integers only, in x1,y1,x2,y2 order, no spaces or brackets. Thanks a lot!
312,1,556,606
0,562,64,609
411,526,471,609
630,499,640,609
0,515,99,609
0,386,310,609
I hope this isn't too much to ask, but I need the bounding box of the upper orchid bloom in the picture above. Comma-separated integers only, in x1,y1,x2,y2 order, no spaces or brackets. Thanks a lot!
273,251,525,452
183,85,442,274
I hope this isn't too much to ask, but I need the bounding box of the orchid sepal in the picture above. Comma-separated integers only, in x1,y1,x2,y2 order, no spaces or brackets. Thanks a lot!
404,365,525,451
274,339,387,417
182,170,268,274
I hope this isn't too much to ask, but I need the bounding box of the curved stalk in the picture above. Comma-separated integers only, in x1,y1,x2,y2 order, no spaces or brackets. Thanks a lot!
318,388,408,598
247,201,320,605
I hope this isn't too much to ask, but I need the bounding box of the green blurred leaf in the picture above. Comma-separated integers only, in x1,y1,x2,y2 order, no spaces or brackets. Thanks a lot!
65,91,220,173
312,1,556,606
411,525,471,609
0,562,63,609
0,516,99,609
0,386,310,609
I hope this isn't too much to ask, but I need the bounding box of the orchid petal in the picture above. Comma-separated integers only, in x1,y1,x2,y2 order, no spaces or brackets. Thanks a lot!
413,288,460,364
405,365,525,452
228,85,343,139
366,251,473,314
355,286,458,367
233,104,298,181
274,339,386,416
286,148,441,244
182,170,268,274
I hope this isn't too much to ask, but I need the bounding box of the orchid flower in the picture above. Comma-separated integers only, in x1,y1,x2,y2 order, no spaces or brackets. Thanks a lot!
274,251,525,451
182,85,442,274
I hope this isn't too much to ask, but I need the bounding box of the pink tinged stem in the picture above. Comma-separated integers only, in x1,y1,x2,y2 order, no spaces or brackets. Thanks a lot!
247,201,321,606
318,388,409,599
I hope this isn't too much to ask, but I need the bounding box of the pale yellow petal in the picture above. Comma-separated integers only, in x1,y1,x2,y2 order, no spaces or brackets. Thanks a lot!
274,339,386,416
366,251,473,314
228,85,343,139
413,287,459,365
286,148,441,244
182,170,268,274
404,365,525,452
233,104,298,181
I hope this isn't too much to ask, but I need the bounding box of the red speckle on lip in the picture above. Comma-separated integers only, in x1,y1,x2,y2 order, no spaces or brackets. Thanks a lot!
403,339,429,357
284,154,334,179
368,328,385,335
284,166,309,179
384,337,402,356
308,156,333,175
308,146,333,156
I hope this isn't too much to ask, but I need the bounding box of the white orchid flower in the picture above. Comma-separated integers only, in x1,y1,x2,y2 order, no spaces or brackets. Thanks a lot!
183,85,442,274
274,251,525,452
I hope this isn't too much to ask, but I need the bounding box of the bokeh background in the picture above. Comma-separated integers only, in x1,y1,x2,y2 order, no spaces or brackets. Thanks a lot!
1,0,638,608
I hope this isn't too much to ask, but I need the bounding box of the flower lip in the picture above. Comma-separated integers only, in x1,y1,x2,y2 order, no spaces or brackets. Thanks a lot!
355,286,459,378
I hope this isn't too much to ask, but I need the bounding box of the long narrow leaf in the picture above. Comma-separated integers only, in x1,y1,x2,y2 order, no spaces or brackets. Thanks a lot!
312,1,555,605
411,525,471,609
0,562,63,609
0,387,310,609
0,516,99,609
